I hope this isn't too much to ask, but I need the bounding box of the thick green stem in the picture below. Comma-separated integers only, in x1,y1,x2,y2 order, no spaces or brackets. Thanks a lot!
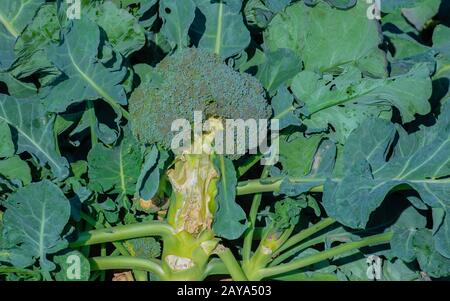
100,244,106,281
236,154,263,178
243,225,293,279
242,167,269,263
80,212,130,256
258,231,393,280
90,256,165,279
275,218,336,255
80,212,101,228
133,270,149,281
216,247,248,281
237,179,412,196
273,272,339,281
160,231,216,281
80,220,93,258
237,178,324,195
81,213,148,281
70,221,174,248
270,232,330,267
86,100,98,146
237,177,285,195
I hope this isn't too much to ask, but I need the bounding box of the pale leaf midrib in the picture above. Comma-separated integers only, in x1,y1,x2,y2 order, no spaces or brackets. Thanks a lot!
39,203,46,265
0,11,19,38
220,156,228,201
0,103,61,170
119,143,126,195
273,106,294,120
214,1,224,56
400,139,449,179
67,45,118,110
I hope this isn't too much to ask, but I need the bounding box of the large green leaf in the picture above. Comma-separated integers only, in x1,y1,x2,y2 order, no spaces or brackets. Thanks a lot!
381,0,424,12
265,0,292,12
191,0,251,59
390,206,427,262
0,120,14,157
335,249,420,280
433,25,450,58
382,259,420,281
86,1,146,57
413,229,450,278
277,133,324,179
0,72,37,97
10,4,61,84
87,134,143,195
11,2,145,83
400,0,441,31
323,101,450,257
291,64,432,142
1,180,70,277
54,250,90,281
0,0,45,69
159,0,196,49
277,135,336,196
41,19,127,114
136,147,169,201
256,48,301,94
0,156,32,186
433,25,450,99
0,95,69,179
213,156,247,240
264,1,386,75
271,87,302,130
135,146,159,200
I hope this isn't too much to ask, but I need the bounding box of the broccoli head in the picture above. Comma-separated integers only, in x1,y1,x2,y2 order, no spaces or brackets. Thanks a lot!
129,48,271,153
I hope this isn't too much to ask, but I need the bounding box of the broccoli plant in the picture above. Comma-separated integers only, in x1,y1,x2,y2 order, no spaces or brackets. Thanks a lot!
67,48,395,281
0,0,449,282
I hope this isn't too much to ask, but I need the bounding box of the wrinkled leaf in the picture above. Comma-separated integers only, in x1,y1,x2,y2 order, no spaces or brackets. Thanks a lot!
191,0,251,59
88,134,143,195
0,0,45,69
0,95,69,179
213,156,247,239
1,181,70,277
160,0,196,49
41,19,127,114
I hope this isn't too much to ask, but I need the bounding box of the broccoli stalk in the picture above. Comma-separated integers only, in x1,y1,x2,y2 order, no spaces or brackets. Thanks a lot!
128,48,271,279
160,123,221,280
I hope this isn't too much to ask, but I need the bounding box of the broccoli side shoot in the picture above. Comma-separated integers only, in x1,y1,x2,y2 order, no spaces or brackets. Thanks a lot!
258,198,304,254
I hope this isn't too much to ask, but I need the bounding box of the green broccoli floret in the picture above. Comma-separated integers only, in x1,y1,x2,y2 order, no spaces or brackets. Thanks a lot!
268,198,303,232
124,237,161,259
129,48,271,153
254,198,304,255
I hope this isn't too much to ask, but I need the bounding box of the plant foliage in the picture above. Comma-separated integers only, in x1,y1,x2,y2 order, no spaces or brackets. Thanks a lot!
0,0,449,281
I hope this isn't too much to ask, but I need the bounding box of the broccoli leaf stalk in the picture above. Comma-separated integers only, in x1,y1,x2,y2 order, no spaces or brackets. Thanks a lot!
243,199,302,279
